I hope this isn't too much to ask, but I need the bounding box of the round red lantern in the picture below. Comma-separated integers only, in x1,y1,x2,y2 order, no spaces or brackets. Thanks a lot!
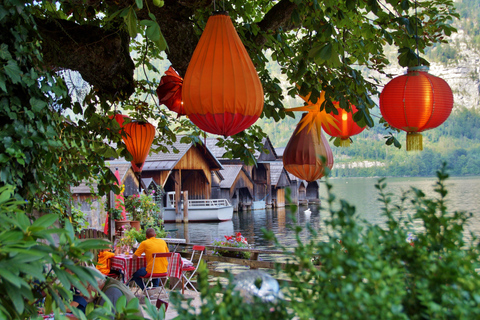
108,113,129,133
283,113,334,182
322,103,366,147
379,66,453,151
156,66,185,116
122,121,155,172
182,11,264,137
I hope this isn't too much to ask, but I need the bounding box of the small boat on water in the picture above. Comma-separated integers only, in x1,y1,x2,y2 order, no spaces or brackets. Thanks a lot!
162,192,234,222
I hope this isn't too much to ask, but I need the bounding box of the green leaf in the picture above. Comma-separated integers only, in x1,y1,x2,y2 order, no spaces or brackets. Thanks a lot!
0,43,12,60
0,73,7,92
4,60,22,84
31,214,58,228
146,22,161,42
124,8,138,38
135,0,143,9
115,295,127,313
153,27,168,52
30,97,47,112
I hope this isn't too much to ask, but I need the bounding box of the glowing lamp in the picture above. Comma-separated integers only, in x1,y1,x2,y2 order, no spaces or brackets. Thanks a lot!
322,103,366,147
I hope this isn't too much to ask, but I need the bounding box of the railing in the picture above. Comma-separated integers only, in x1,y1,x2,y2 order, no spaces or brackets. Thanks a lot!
167,198,231,208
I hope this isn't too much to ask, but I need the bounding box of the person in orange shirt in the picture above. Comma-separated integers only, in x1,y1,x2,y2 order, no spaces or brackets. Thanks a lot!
96,249,116,275
129,228,169,290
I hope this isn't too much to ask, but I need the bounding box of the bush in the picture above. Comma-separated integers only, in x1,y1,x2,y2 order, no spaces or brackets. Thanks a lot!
172,163,480,319
0,185,166,319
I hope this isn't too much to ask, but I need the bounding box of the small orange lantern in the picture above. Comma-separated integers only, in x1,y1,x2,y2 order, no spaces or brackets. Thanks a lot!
379,66,453,151
322,103,366,147
182,11,264,137
122,121,155,172
283,113,334,182
156,66,185,116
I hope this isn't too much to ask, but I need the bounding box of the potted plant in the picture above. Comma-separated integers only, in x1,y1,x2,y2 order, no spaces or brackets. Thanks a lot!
124,193,162,228
115,225,137,255
212,232,251,259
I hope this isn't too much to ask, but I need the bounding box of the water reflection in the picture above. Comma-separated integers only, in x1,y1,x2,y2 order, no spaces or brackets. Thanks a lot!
165,176,480,246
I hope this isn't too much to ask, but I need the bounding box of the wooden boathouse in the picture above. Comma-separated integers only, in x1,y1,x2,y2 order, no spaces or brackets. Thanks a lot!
141,139,223,215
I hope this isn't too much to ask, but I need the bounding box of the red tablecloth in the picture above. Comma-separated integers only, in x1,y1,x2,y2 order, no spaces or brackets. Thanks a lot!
111,253,183,283
111,254,146,283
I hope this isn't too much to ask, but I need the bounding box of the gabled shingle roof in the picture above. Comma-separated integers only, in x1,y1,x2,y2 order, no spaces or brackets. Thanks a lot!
219,165,243,188
205,137,278,162
142,139,222,171
270,162,290,187
71,162,131,194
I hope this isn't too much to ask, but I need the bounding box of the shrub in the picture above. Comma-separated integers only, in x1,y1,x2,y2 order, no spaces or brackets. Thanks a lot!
0,185,167,319
172,163,480,319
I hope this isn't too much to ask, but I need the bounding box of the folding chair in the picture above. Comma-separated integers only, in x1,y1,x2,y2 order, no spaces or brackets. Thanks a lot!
172,245,205,294
140,252,173,302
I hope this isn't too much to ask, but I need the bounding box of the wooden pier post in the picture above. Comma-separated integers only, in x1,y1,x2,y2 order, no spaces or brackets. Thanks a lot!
183,191,188,223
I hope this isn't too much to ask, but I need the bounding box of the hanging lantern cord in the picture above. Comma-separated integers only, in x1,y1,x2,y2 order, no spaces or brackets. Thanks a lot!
213,0,226,12
415,0,420,66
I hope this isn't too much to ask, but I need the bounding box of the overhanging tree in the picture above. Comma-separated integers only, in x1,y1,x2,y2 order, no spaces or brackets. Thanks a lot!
1,0,458,204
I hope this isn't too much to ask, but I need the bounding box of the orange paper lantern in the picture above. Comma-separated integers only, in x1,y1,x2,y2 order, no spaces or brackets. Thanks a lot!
322,103,366,147
182,11,264,136
379,66,453,151
122,121,155,172
283,113,334,182
156,66,185,116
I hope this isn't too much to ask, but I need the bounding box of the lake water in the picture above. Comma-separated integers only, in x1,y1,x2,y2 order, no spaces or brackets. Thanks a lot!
164,176,480,248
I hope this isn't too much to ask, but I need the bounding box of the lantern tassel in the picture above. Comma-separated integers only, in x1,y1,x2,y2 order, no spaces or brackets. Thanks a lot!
339,138,351,147
406,132,423,151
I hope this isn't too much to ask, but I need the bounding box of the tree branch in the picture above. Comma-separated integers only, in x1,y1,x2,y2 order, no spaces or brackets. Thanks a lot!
37,18,135,100
254,0,298,47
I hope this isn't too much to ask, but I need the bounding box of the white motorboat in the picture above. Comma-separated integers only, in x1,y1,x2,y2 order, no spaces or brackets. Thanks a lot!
162,192,234,222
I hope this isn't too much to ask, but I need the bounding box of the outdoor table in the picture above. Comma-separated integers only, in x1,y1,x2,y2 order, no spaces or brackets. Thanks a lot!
161,238,186,252
111,252,183,284
111,254,145,284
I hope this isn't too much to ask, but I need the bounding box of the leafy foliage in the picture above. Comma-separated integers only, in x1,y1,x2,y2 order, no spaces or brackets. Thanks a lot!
124,193,161,227
0,184,166,319
172,164,480,319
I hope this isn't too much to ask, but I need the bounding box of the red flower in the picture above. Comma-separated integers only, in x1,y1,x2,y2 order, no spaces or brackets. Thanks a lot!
225,235,233,241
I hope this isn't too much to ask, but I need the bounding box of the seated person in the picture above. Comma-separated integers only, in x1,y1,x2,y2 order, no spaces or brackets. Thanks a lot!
96,248,115,275
86,267,144,318
96,248,122,281
129,228,169,290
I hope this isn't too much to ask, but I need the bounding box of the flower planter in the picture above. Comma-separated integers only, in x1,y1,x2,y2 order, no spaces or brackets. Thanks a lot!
115,220,131,233
114,220,141,232
129,220,141,231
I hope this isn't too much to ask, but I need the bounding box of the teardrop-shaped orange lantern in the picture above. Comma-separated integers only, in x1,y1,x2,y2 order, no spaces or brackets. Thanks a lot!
322,103,366,147
283,113,334,182
122,121,155,172
182,11,264,137
379,66,453,151
156,66,185,116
